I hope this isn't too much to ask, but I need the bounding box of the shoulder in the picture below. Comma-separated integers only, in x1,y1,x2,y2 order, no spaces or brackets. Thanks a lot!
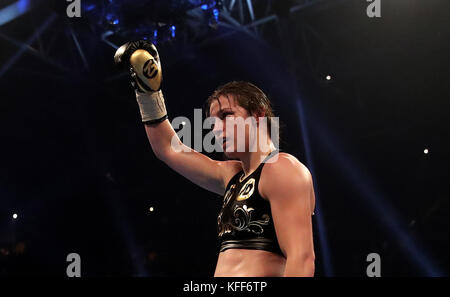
264,153,312,181
260,153,312,199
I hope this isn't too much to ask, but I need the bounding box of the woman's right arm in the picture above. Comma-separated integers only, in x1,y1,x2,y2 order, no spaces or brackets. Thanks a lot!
113,40,239,195
145,119,240,196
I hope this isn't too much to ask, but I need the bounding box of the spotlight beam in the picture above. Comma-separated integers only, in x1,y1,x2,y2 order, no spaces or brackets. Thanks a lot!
245,0,255,21
101,30,119,50
301,99,442,276
0,0,32,27
296,97,334,276
68,22,89,70
229,0,236,11
0,12,57,77
0,31,69,73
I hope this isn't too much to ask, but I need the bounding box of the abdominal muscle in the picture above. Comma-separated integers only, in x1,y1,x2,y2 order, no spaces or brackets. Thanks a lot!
214,248,286,277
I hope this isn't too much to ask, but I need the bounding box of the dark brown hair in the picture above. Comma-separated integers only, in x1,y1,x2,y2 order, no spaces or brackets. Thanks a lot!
205,81,278,137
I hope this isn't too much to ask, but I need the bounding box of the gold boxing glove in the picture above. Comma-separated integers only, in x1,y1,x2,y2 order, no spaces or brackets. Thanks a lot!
114,40,167,124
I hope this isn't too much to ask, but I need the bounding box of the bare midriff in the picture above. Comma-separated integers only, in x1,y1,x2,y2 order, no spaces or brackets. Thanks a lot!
214,248,286,277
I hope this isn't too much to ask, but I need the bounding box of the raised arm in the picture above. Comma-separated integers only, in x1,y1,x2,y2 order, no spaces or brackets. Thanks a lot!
114,40,239,195
144,119,240,195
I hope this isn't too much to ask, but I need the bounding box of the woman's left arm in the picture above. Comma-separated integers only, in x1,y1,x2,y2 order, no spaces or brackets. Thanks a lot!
260,154,316,277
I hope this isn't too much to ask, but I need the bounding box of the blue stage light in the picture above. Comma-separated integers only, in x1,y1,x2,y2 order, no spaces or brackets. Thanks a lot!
201,0,216,10
17,0,29,11
84,4,96,12
213,8,219,21
0,0,31,26
105,12,120,25
170,25,176,38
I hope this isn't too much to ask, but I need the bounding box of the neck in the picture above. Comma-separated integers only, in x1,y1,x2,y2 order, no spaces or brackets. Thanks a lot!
239,140,276,177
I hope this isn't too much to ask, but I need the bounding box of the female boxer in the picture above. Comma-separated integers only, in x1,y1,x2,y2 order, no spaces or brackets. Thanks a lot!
114,41,315,277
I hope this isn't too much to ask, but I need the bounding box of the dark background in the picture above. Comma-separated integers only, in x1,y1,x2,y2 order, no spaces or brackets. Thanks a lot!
0,0,449,276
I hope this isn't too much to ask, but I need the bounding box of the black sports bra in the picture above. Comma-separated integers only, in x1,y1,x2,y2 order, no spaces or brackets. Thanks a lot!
217,150,285,257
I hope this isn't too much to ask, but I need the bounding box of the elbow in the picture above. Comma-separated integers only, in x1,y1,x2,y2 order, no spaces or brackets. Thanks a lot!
145,124,181,162
153,138,183,162
154,148,174,164
153,148,167,162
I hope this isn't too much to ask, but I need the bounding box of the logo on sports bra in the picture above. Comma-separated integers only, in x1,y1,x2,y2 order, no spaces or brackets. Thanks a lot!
236,178,255,201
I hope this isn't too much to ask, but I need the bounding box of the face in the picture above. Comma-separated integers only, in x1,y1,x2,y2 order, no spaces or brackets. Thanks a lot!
209,95,259,158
